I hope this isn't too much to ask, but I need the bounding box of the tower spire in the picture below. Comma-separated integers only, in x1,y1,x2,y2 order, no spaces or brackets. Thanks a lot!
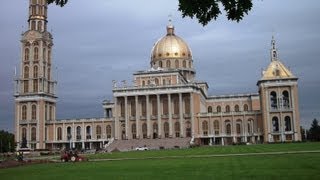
166,14,174,35
28,0,48,32
271,35,278,61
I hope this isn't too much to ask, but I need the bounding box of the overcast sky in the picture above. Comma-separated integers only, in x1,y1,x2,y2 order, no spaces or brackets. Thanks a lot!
1,0,320,132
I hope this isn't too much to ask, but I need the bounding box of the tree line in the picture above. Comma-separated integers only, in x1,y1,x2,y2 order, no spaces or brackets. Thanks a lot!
0,130,15,153
301,119,320,141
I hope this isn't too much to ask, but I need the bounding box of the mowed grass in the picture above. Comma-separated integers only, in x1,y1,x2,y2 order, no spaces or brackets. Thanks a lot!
1,142,320,180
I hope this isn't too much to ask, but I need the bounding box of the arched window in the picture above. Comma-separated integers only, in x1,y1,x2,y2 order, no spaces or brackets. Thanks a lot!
175,60,179,68
235,105,239,112
159,61,163,68
247,119,253,134
49,106,53,120
164,122,169,138
272,116,279,132
130,100,135,116
174,122,180,137
285,116,292,131
37,21,42,31
31,105,36,120
217,106,221,113
22,105,27,120
184,98,190,114
214,120,219,135
142,123,147,139
173,99,179,114
22,128,27,140
131,123,136,139
142,80,145,86
96,125,101,139
24,66,29,78
186,121,192,137
141,99,146,116
31,21,36,30
47,68,51,80
31,127,36,141
106,125,112,138
33,66,38,78
166,60,171,68
243,104,249,111
236,120,242,135
57,127,62,141
282,91,290,109
43,48,46,61
225,105,230,113
24,80,29,93
152,100,157,116
189,61,191,68
75,126,81,140
24,48,30,61
153,123,158,138
226,123,231,135
155,78,159,85
120,100,125,117
270,91,278,109
86,126,91,139
182,60,186,68
67,127,72,140
34,47,39,60
33,79,38,92
163,98,168,115
202,121,208,136
208,106,212,113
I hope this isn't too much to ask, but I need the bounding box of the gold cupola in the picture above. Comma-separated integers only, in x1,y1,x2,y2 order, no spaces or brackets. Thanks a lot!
150,23,195,81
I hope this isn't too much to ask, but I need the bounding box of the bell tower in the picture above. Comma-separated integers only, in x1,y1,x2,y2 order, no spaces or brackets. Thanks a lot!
257,36,301,143
14,0,57,150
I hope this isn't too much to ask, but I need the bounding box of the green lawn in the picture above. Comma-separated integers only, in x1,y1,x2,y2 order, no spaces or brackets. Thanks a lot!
0,142,320,180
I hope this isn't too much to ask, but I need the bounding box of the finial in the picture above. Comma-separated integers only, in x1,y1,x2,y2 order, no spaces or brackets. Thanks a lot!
270,35,278,61
166,14,174,35
168,14,173,26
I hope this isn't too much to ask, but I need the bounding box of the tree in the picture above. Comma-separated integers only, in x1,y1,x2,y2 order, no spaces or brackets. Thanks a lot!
0,130,15,153
46,0,253,26
308,119,320,141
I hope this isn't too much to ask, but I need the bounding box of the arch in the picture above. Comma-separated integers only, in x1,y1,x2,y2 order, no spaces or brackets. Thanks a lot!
155,78,159,85
208,106,212,113
142,123,147,139
217,106,221,113
225,120,231,135
234,105,239,112
34,47,39,60
225,105,230,113
272,116,279,132
76,126,81,140
22,105,27,120
153,122,158,139
175,60,179,68
31,127,36,141
214,120,219,135
66,127,72,140
33,65,39,78
86,126,91,139
174,122,180,137
24,66,29,78
57,127,62,140
33,79,38,92
166,60,171,68
270,91,278,109
236,120,242,135
31,105,37,120
185,121,192,137
22,128,27,140
285,116,292,131
96,125,102,139
202,120,208,136
164,122,169,138
159,61,163,68
106,125,112,138
24,48,30,61
243,104,249,111
131,123,137,139
282,90,290,108
182,60,186,68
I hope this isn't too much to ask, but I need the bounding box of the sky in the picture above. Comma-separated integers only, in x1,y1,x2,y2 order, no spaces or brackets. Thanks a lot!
1,0,320,132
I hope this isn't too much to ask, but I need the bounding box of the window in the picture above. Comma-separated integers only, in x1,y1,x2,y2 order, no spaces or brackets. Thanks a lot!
86,126,91,139
164,122,169,138
214,120,219,135
182,60,186,68
130,100,135,116
235,105,239,112
142,123,147,138
225,105,230,112
186,121,192,137
22,128,27,140
33,66,38,78
152,100,157,116
37,21,42,31
48,50,51,63
173,99,179,114
226,123,231,135
31,127,36,141
24,66,29,78
217,106,221,113
272,117,279,132
270,91,278,109
159,61,163,68
153,123,158,139
24,48,29,61
174,122,180,137
236,123,241,135
243,104,249,111
106,125,112,138
24,80,29,93
49,106,53,120
31,21,36,30
184,98,190,114
131,123,136,139
142,80,145,86
285,116,291,131
141,99,146,116
166,60,171,68
57,127,62,140
120,100,125,117
282,91,290,109
67,127,72,140
31,105,36,120
48,68,51,80
202,121,208,136
33,79,38,92
208,106,212,113
22,105,27,120
163,98,168,115
96,125,102,139
155,78,159,85
43,48,46,61
34,47,39,60
175,60,179,68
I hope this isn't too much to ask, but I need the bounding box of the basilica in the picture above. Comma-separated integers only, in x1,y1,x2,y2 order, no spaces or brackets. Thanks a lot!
14,1,301,151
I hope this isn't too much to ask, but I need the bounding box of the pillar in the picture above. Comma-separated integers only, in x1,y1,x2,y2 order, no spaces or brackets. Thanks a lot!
125,96,128,139
168,94,173,137
146,95,151,138
157,94,161,138
135,95,139,139
114,97,119,139
179,93,183,137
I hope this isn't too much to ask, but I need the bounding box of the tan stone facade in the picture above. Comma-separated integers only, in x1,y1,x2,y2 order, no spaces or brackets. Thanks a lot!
14,1,301,150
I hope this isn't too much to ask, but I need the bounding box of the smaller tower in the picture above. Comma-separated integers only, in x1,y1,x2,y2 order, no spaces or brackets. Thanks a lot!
257,37,301,143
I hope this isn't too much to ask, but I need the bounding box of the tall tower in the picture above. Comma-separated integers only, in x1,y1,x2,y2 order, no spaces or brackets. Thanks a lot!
14,0,57,150
257,36,301,143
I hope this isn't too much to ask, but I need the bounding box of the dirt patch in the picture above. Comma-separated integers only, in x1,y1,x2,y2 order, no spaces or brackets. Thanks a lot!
0,159,53,169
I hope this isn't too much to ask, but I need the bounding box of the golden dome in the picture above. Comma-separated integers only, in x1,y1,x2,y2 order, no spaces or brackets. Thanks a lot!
151,25,192,62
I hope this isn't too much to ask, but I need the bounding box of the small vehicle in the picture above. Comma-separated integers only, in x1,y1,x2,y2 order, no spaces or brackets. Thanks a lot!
135,147,149,151
60,150,87,162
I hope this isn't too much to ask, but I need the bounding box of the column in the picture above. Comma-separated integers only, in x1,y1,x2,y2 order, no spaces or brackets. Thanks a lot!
157,94,161,138
168,94,173,137
179,93,183,137
114,97,119,140
290,87,297,140
135,95,139,139
146,95,151,138
190,93,194,137
125,96,128,139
